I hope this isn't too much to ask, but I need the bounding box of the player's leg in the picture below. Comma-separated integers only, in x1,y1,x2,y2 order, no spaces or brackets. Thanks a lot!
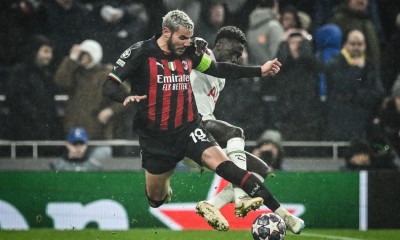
204,120,263,217
188,124,304,234
215,160,305,234
144,169,174,208
245,151,270,180
202,149,304,234
140,136,178,208
185,126,230,231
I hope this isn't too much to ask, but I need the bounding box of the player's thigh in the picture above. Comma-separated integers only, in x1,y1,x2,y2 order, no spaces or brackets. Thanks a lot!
145,169,174,199
204,119,244,146
185,124,219,166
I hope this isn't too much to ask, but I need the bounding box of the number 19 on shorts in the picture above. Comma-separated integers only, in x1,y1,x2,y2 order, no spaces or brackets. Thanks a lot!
189,128,210,143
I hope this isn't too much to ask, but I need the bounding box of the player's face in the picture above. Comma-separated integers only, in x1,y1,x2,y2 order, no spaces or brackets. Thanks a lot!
167,26,193,56
215,39,244,64
35,45,53,67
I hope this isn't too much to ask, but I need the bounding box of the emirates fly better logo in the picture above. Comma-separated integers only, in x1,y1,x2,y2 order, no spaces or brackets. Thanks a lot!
149,175,305,230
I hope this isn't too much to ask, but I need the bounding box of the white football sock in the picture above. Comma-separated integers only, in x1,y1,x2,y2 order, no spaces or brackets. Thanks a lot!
226,137,249,203
226,137,247,169
206,183,234,209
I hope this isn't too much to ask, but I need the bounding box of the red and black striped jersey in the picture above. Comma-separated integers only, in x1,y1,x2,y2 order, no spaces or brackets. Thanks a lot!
108,34,212,135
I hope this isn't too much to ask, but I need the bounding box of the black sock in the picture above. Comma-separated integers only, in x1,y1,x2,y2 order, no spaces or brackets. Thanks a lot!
216,161,281,212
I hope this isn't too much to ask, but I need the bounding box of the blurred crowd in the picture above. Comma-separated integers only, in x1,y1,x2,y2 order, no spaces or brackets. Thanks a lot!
0,0,400,170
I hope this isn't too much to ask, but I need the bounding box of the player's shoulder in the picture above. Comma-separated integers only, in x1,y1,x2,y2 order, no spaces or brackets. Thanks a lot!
120,36,159,61
118,41,145,61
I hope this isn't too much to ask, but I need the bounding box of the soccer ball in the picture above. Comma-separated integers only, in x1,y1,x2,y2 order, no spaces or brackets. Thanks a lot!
251,213,286,240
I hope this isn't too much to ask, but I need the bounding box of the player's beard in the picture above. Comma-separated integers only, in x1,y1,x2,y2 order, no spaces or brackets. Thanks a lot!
167,37,185,57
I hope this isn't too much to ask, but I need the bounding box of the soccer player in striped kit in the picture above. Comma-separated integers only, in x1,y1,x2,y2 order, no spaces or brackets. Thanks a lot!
103,10,304,234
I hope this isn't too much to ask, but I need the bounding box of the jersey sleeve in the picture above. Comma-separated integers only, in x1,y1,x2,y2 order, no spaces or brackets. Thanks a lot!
107,42,144,84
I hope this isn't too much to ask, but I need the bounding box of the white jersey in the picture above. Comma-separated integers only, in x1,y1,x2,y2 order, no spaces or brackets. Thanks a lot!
190,70,225,120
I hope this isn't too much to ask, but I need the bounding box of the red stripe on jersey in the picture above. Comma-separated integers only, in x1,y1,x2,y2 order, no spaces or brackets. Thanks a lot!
186,58,194,122
148,57,157,123
174,59,185,127
160,59,172,130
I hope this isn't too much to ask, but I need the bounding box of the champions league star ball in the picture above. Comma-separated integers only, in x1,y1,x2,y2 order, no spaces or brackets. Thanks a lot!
251,213,286,240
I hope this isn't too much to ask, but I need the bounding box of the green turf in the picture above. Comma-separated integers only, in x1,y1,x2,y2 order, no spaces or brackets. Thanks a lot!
0,229,399,240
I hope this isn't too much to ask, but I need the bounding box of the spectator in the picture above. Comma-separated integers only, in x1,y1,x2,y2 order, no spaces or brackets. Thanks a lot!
343,138,373,170
246,0,284,65
163,0,201,26
280,4,302,32
381,13,400,93
315,24,343,67
315,0,383,40
50,127,102,171
43,0,89,68
252,129,284,171
376,76,400,158
275,29,323,140
86,2,149,64
245,0,283,131
54,39,126,158
328,0,381,68
325,29,385,141
197,0,228,48
0,0,48,67
342,137,397,170
315,24,342,101
7,35,60,140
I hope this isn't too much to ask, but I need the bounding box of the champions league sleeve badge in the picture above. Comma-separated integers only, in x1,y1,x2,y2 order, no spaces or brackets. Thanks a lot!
120,48,132,59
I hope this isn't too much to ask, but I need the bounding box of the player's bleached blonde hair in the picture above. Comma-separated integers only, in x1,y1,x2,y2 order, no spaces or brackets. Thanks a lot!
162,10,194,32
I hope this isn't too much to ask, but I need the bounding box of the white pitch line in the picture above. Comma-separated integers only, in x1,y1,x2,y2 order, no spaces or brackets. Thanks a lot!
295,232,365,240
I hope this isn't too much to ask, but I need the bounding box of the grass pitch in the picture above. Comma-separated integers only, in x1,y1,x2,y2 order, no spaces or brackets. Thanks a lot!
1,229,399,240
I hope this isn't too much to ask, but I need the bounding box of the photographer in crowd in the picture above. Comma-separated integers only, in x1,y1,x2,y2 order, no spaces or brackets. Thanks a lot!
252,129,284,171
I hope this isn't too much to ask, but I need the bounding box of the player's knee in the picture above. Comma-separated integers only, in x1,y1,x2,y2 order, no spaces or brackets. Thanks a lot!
226,126,244,139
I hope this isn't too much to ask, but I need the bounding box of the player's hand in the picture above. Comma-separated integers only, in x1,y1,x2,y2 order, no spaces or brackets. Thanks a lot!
123,95,147,106
98,107,113,124
191,37,208,56
261,58,282,77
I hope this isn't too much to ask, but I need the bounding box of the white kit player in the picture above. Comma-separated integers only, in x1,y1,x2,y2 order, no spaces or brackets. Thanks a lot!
190,26,304,234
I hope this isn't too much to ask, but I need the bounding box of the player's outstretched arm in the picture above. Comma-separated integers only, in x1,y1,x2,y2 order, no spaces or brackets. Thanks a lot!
203,58,282,79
